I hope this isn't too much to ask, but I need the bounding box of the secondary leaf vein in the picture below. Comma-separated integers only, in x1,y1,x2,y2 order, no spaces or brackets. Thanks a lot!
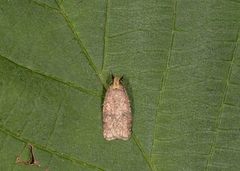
32,0,59,11
55,0,107,89
205,28,240,171
101,0,109,73
0,126,105,171
0,54,101,97
150,0,177,158
132,133,155,171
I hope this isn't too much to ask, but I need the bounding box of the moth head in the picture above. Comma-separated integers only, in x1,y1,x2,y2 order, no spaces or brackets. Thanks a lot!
112,76,123,89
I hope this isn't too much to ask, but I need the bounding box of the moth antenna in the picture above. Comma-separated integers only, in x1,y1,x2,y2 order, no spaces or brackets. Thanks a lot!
111,74,114,81
120,75,124,82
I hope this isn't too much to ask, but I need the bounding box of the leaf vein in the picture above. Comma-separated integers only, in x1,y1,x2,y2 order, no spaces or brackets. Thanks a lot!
101,0,109,73
45,99,63,147
150,0,177,158
2,80,27,126
32,0,59,11
205,28,240,171
0,126,105,171
55,0,107,89
132,133,155,171
0,54,101,97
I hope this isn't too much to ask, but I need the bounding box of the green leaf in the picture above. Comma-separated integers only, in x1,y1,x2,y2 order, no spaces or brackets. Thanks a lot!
0,0,240,170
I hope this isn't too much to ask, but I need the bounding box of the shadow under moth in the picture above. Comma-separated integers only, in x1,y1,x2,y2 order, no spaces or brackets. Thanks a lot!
103,76,132,140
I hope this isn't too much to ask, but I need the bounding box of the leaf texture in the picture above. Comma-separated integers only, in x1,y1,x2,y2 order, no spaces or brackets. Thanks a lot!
0,0,240,170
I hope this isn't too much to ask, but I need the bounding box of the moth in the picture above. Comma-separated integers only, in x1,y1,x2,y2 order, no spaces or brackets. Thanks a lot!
103,76,132,140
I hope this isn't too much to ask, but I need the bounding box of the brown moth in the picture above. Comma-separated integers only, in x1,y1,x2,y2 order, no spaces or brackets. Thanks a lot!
103,76,132,140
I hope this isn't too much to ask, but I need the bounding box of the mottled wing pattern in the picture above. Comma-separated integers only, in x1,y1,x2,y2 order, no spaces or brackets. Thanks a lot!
103,84,132,141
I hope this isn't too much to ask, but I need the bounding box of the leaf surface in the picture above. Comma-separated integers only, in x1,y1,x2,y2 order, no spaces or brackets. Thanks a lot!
0,0,240,170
